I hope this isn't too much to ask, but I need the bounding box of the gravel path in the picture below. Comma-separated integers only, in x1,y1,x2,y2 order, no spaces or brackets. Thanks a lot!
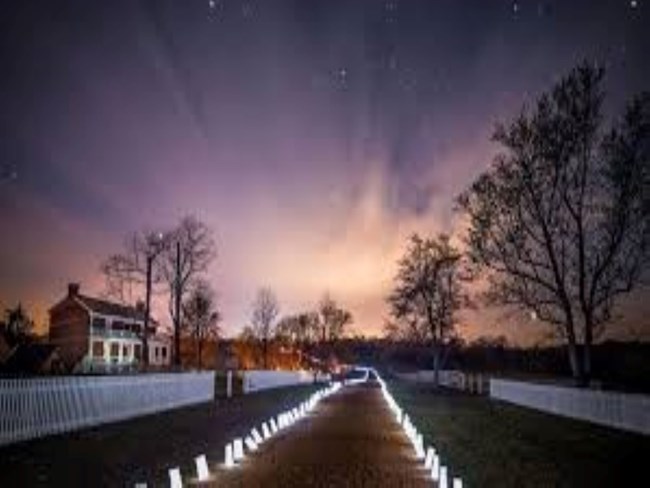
211,381,431,488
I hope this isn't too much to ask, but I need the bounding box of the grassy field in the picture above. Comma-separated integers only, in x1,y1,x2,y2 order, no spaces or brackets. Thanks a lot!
388,380,650,488
0,384,319,487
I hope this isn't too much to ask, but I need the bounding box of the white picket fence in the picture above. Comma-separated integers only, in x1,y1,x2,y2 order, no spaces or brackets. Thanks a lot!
490,378,650,435
394,370,488,394
0,372,215,446
242,370,320,394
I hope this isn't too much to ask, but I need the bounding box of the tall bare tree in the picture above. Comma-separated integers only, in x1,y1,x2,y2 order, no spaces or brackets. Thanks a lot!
388,234,464,386
251,287,279,368
457,63,650,386
101,231,167,366
160,216,216,367
318,294,353,343
276,311,320,345
183,280,221,369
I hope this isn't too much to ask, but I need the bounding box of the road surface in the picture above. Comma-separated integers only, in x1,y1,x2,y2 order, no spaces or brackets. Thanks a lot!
213,381,430,487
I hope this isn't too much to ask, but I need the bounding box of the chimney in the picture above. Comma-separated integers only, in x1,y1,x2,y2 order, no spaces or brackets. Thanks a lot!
68,283,80,297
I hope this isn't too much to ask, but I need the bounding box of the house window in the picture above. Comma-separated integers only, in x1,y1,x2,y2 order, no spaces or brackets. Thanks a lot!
92,317,106,330
110,343,119,358
134,344,142,360
161,347,167,359
154,347,159,359
92,341,104,358
122,344,130,359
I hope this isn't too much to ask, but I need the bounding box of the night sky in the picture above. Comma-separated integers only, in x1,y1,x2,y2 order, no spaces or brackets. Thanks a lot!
1,0,649,341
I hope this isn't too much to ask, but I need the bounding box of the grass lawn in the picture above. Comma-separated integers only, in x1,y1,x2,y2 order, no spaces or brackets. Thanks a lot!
388,380,650,488
0,384,319,487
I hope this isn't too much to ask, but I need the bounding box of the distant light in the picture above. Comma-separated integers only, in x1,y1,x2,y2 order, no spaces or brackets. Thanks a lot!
440,466,449,488
244,435,258,452
424,447,435,469
252,427,263,444
195,454,210,482
233,438,244,461
262,422,271,439
431,455,440,481
168,468,182,488
224,443,235,468
630,0,638,8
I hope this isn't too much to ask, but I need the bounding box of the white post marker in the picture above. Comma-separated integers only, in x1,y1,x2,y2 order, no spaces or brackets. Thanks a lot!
424,447,435,469
226,370,233,398
270,418,278,434
431,455,440,481
262,422,271,439
453,478,463,488
224,443,235,468
233,438,244,461
195,454,210,482
439,466,448,488
168,468,182,488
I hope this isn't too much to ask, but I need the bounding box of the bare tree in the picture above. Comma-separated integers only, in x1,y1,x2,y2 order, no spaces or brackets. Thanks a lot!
251,287,279,368
318,294,353,343
387,234,464,386
457,62,650,386
276,311,320,345
160,216,216,367
183,280,221,369
101,231,167,366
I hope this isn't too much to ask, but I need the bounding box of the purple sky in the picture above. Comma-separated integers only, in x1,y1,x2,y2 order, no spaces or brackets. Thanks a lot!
1,0,649,342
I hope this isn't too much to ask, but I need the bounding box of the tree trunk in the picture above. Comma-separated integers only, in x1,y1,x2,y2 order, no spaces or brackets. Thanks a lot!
198,338,203,369
143,255,153,369
432,341,441,388
263,337,268,369
582,320,593,387
173,241,181,368
566,325,586,387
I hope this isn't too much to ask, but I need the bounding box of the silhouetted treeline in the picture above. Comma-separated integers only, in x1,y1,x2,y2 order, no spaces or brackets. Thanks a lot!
328,338,650,393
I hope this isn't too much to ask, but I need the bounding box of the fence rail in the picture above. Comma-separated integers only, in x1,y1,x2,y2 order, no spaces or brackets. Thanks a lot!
393,370,488,394
490,378,650,435
0,372,215,446
242,370,322,393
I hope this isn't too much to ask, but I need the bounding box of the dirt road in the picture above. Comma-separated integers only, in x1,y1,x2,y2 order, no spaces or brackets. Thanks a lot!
214,381,430,487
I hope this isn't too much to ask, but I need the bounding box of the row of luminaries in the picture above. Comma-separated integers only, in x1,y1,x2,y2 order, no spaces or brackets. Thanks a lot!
154,382,343,487
376,371,464,488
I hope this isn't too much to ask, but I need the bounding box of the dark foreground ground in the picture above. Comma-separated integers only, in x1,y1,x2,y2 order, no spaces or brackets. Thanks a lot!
0,384,318,487
212,381,430,488
388,380,650,488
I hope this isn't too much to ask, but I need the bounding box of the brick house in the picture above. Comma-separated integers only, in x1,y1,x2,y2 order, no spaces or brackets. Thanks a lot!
49,283,172,373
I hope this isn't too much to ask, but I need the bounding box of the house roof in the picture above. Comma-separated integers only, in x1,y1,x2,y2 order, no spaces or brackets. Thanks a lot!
75,294,150,322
